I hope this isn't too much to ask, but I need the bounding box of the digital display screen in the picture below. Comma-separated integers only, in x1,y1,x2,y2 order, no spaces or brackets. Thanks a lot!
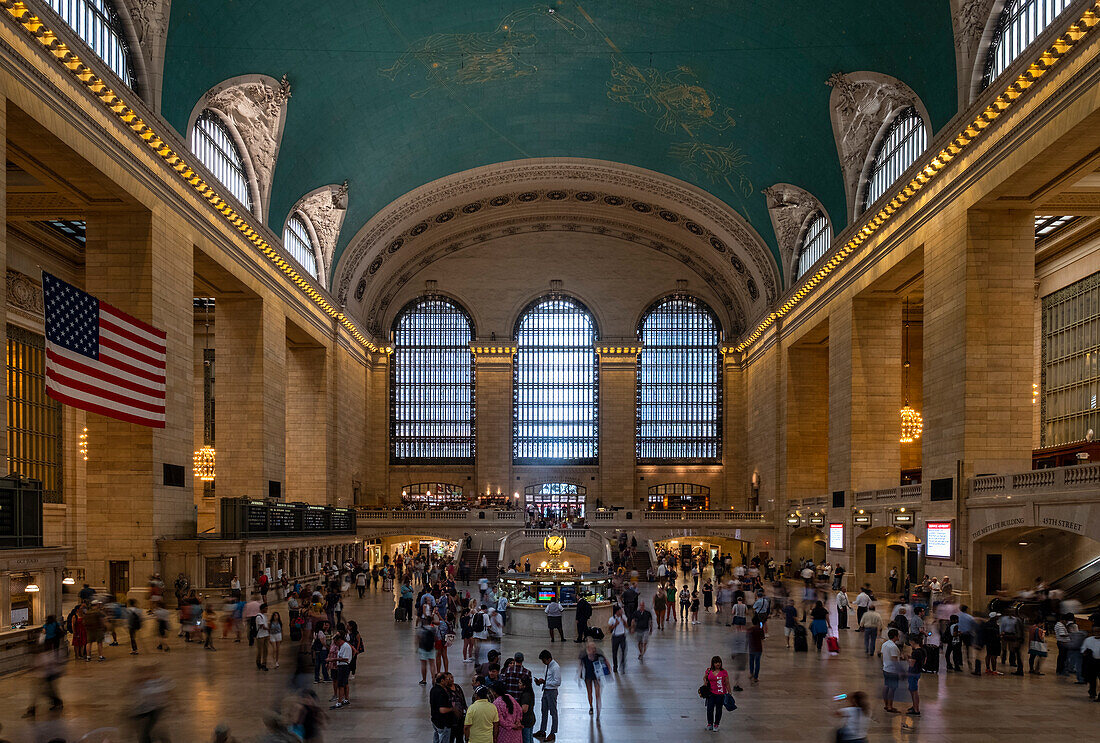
926,521,953,559
828,523,844,551
537,588,556,602
559,585,576,604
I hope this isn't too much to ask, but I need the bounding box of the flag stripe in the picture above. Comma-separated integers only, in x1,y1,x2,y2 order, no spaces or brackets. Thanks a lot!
100,315,167,355
99,335,164,371
99,301,166,342
46,384,165,428
46,365,166,413
47,344,166,395
95,349,166,387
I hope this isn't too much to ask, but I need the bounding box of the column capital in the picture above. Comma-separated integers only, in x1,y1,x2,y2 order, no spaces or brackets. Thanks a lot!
595,343,642,361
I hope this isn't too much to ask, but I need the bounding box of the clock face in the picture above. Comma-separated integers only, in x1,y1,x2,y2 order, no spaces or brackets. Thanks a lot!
544,535,565,554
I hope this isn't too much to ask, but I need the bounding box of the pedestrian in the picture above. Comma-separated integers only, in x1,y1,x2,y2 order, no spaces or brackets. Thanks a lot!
330,632,352,709
679,586,691,623
835,691,870,742
906,634,924,715
702,655,730,732
22,644,64,718
491,683,524,743
355,570,367,599
1028,623,1048,675
202,604,217,651
653,587,666,631
982,613,1003,675
417,617,438,685
269,611,283,669
810,600,829,652
255,603,270,671
748,618,765,683
533,650,560,741
631,600,653,660
607,605,628,672
126,599,143,655
575,595,592,642
85,602,106,661
881,629,903,714
577,639,607,718
691,591,701,624
429,672,456,743
859,604,883,656
783,599,799,649
702,579,713,614
836,588,849,630
311,619,331,684
544,597,565,643
517,675,537,743
465,685,500,743
1082,624,1100,701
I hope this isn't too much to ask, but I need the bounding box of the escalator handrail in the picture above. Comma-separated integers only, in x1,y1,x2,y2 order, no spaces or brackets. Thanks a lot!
1050,555,1100,591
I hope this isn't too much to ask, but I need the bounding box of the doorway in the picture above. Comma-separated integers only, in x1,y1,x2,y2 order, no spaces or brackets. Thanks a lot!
109,560,130,598
985,553,1003,595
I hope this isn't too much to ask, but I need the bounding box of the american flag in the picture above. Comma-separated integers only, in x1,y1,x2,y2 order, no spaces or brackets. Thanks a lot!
43,272,167,428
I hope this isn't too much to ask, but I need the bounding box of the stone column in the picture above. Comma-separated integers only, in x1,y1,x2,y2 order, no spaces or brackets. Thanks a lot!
0,94,7,461
597,344,639,510
472,345,516,499
786,344,829,500
828,296,902,495
723,351,747,510
215,297,285,499
364,352,389,505
83,208,195,589
286,343,328,503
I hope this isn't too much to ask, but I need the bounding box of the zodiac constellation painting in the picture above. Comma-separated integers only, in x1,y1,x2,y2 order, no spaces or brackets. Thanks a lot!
379,5,585,98
669,141,753,197
606,56,737,136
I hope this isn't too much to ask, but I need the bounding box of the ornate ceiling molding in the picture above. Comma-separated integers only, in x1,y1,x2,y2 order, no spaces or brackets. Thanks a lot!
762,183,828,289
334,158,780,334
363,213,748,337
952,0,1002,106
190,73,292,222
288,181,349,289
826,71,930,223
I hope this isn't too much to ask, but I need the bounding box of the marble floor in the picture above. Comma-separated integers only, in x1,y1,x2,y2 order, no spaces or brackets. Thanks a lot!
0,582,1093,742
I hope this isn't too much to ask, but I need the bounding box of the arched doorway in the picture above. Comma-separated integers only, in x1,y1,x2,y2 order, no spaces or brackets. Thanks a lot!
854,526,919,595
972,526,1100,610
789,526,825,565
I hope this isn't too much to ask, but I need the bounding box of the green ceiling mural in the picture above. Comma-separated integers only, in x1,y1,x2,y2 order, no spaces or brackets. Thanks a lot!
161,0,957,282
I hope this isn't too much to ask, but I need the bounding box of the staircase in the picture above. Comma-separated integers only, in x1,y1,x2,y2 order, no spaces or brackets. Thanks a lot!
469,550,499,580
612,545,652,575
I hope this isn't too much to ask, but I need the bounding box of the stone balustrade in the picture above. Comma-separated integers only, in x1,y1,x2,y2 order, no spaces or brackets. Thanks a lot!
354,507,769,529
970,463,1100,497
851,484,923,504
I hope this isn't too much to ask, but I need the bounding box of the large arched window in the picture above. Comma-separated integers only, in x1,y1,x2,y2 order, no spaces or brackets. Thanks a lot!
795,212,832,280
191,110,254,213
283,213,319,278
863,107,928,213
637,295,721,462
45,0,133,86
984,0,1073,88
513,296,598,464
391,296,475,463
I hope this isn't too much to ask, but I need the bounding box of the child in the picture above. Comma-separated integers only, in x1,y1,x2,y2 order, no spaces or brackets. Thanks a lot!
691,591,701,625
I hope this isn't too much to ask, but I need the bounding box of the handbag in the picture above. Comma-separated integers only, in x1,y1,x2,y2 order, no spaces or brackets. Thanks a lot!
698,684,711,699
1029,640,1048,656
723,693,737,711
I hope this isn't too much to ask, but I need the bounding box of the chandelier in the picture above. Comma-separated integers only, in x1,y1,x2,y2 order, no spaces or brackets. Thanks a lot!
78,427,88,461
193,445,216,481
899,299,923,443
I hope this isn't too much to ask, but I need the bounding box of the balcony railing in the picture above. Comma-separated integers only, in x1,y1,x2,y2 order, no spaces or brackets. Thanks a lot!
971,463,1100,498
852,484,923,504
354,507,770,528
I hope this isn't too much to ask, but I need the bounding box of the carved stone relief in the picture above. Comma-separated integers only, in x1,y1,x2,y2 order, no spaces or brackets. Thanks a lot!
951,0,998,105
121,0,171,110
291,182,350,287
7,269,44,321
762,184,826,288
826,71,923,221
203,74,291,220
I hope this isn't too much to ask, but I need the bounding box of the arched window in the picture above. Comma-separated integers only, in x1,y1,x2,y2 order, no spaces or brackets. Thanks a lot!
283,213,319,278
191,110,254,213
985,0,1073,87
391,296,475,463
45,0,133,85
513,296,598,464
524,483,587,519
795,212,832,279
637,295,721,462
647,483,711,511
863,107,927,213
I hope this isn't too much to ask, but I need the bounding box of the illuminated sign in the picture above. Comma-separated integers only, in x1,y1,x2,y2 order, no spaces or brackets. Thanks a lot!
926,521,953,559
854,515,871,525
828,522,844,550
808,516,824,525
893,513,913,524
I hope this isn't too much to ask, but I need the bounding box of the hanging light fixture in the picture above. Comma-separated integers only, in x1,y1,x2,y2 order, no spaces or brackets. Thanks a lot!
193,445,216,481
78,427,88,461
900,298,923,443
25,582,40,593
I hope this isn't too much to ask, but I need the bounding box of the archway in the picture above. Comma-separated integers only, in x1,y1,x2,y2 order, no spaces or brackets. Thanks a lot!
972,526,1100,611
854,526,919,595
789,526,825,565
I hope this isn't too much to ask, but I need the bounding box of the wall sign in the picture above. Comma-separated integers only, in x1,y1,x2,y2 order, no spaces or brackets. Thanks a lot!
828,522,844,551
926,521,953,559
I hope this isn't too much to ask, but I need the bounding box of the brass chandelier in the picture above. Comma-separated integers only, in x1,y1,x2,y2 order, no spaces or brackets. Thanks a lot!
900,299,923,444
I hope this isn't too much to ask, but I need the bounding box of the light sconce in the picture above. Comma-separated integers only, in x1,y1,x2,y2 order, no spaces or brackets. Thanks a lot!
193,445,216,481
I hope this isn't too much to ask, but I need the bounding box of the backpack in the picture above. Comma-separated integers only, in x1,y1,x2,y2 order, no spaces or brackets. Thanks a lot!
128,609,143,631
418,627,436,652
472,612,485,632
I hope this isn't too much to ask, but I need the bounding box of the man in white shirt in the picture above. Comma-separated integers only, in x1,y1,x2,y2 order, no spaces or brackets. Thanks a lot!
254,604,270,670
607,605,628,672
534,650,561,741
1080,625,1100,700
544,598,565,642
853,588,872,631
331,632,353,708
880,629,904,713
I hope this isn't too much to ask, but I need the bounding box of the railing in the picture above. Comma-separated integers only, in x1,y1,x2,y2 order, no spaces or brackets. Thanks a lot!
971,463,1100,498
354,507,772,530
641,510,765,522
593,511,615,520
851,485,922,505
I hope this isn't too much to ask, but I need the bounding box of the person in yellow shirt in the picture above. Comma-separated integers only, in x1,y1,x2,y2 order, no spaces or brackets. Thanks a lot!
464,686,500,743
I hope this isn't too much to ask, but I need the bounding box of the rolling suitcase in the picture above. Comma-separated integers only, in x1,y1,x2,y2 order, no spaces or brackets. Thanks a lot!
826,635,840,654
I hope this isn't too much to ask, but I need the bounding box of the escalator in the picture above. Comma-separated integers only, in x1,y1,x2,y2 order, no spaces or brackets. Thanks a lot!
1050,555,1100,612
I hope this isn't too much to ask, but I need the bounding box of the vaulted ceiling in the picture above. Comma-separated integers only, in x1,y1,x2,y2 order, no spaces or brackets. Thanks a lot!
160,0,959,330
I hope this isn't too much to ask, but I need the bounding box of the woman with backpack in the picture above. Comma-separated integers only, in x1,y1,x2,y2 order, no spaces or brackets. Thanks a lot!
702,655,730,731
416,615,438,685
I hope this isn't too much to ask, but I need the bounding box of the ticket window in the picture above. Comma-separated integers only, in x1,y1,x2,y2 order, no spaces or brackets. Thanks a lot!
9,574,35,628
